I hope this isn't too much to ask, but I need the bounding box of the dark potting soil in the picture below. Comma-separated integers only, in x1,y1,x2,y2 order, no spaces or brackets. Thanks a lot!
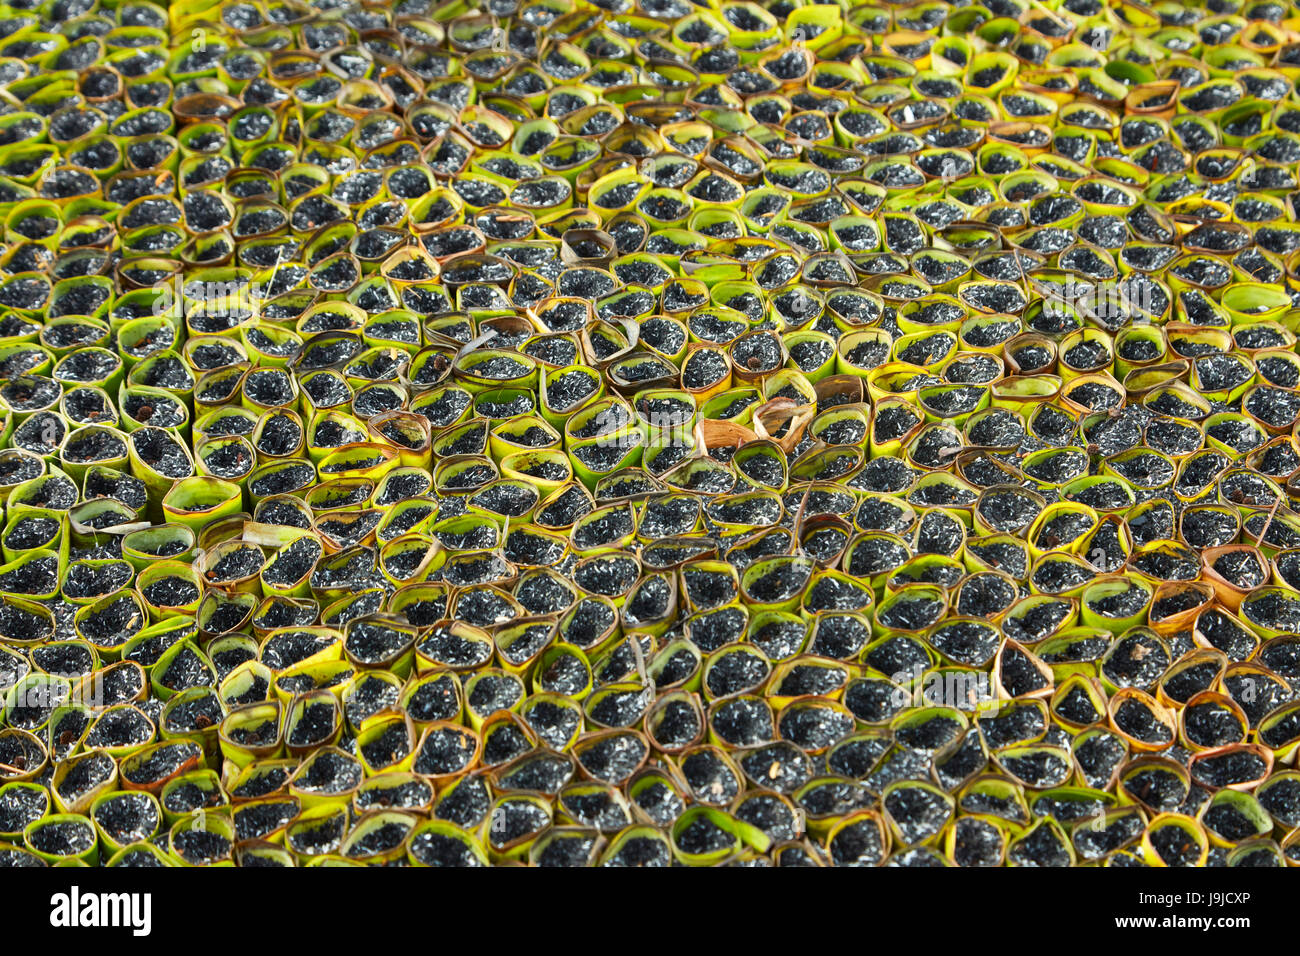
0,601,51,643
142,576,200,608
0,786,45,834
131,428,192,477
289,704,337,747
1146,824,1200,866
467,674,524,716
263,538,322,585
1211,550,1265,590
78,594,144,647
28,820,94,856
94,792,159,844
157,646,212,692
207,546,265,583
56,751,116,801
233,800,297,842
122,742,197,785
296,751,362,793
1191,750,1268,789
3,516,59,551
1113,699,1173,745
83,708,152,749
164,693,223,734
172,828,231,863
